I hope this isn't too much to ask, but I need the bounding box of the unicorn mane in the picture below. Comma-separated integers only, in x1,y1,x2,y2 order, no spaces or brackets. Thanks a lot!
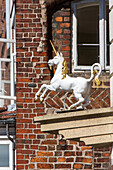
62,57,68,79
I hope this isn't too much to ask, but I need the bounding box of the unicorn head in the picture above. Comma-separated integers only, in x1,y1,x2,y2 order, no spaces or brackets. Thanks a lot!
49,40,68,79
48,52,68,79
48,52,63,67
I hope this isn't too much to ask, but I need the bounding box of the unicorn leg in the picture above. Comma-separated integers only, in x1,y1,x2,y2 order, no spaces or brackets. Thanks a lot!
68,93,85,110
35,84,46,101
76,97,91,109
40,84,56,102
35,84,55,102
40,88,48,102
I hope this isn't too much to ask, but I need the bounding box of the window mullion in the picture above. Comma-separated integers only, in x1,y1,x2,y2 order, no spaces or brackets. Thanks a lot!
72,3,78,70
0,39,16,43
0,0,16,107
99,0,106,69
6,0,10,48
104,2,107,68
10,0,15,104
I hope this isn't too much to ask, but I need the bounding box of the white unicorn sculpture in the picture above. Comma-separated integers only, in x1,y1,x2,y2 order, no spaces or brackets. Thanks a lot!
35,50,101,110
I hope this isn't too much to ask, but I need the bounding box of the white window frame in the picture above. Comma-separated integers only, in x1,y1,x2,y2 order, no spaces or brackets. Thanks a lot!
0,136,13,170
72,0,109,71
0,0,16,106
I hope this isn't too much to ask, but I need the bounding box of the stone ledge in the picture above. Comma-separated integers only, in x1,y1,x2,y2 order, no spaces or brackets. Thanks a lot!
34,107,113,145
34,107,113,122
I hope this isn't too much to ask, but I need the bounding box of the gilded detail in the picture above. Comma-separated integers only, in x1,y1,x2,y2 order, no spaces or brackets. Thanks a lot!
62,57,68,79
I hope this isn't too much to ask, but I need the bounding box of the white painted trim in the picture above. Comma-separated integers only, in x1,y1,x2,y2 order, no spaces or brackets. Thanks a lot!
0,38,16,43
72,3,78,71
99,0,105,69
0,95,16,100
110,43,113,107
111,143,113,165
0,139,13,170
1,80,11,84
0,60,2,106
77,44,99,46
0,58,11,62
6,0,10,50
0,0,16,106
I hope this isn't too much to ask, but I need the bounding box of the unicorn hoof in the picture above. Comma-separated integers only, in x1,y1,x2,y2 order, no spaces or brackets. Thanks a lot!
35,98,38,102
40,98,44,103
76,106,83,110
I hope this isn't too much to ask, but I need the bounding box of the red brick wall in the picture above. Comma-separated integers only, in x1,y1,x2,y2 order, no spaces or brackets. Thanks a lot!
52,6,71,70
16,0,111,170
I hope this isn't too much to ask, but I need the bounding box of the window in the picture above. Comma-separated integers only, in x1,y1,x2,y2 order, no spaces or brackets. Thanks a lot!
0,0,16,106
0,138,13,170
72,0,109,70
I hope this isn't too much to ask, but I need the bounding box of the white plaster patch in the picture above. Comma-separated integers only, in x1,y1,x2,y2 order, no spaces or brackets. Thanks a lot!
109,0,113,9
110,43,113,74
109,9,113,42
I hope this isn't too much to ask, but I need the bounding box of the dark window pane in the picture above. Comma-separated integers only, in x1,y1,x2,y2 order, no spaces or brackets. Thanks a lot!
0,144,9,167
78,46,99,66
77,5,99,44
77,5,99,66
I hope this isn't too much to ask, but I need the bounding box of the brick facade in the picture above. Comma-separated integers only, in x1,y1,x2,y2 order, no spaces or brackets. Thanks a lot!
16,0,111,169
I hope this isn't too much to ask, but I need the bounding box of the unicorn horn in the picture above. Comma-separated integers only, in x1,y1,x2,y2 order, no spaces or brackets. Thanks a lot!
50,40,57,55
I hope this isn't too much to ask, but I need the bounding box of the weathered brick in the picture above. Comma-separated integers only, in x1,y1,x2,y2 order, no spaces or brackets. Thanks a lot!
29,164,35,169
49,157,57,162
81,146,93,151
76,157,93,163
76,151,82,156
66,158,74,162
94,163,101,168
97,158,109,162
33,140,40,144
94,152,101,157
60,23,70,27
56,17,63,22
84,164,92,169
39,146,47,151
37,163,53,169
55,164,71,169
37,151,53,157
17,155,24,159
55,151,62,156
56,29,62,34
29,134,36,139
85,151,93,157
16,165,24,169
31,157,47,162
41,140,57,145
57,157,65,162
64,17,70,21
102,152,110,157
17,160,29,164
74,164,83,169
64,151,75,156
48,145,55,151
17,129,32,133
